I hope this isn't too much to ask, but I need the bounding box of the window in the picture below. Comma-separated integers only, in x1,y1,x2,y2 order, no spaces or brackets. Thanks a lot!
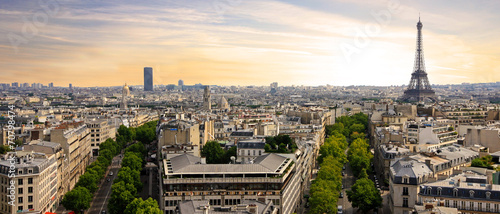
28,196,33,203
248,150,250,156
469,202,474,210
17,179,23,185
253,150,255,156
402,187,409,195
28,205,33,209
453,188,458,197
18,188,23,194
469,190,474,198
478,202,482,211
437,187,442,195
403,176,409,184
18,197,23,203
18,206,23,212
453,201,457,208
445,200,449,207
486,191,491,199
403,197,408,207
486,203,490,212
259,150,262,155
28,178,32,184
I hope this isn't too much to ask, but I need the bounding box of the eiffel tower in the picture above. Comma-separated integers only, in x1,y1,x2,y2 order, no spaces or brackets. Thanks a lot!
402,17,436,102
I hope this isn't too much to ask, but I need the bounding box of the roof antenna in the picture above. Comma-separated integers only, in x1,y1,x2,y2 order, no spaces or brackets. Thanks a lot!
419,13,421,22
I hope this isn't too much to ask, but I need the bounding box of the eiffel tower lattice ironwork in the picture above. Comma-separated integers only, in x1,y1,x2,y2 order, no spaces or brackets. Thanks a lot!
402,17,436,102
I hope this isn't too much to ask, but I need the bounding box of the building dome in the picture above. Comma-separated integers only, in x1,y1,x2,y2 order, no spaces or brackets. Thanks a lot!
122,83,130,96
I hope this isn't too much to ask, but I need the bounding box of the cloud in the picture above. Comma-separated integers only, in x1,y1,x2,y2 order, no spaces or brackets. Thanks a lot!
0,0,499,86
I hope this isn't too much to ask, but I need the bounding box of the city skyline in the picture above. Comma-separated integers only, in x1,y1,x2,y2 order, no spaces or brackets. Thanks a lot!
1,0,500,87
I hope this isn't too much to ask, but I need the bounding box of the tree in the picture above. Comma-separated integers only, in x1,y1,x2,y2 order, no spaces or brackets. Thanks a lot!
61,187,92,213
264,144,271,152
347,178,382,213
224,146,237,163
75,172,99,193
122,152,143,171
116,167,142,192
108,181,137,214
201,141,225,164
0,145,11,154
125,198,162,214
349,123,365,135
308,179,338,213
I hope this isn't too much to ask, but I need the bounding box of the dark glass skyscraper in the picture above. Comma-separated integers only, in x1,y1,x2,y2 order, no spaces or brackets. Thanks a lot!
144,67,153,91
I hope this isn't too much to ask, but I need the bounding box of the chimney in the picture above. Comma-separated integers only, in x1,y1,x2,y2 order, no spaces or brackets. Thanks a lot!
487,171,493,185
425,159,432,169
248,204,258,214
201,157,206,164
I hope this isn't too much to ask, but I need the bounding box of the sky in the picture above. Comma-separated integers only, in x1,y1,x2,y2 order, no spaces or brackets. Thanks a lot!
1,0,499,87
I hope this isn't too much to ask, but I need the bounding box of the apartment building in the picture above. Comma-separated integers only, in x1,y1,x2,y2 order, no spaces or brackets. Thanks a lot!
389,158,434,214
419,170,500,213
86,119,116,156
50,122,91,191
0,152,58,214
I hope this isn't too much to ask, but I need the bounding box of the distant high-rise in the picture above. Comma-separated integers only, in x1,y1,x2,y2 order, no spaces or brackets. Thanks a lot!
402,17,436,102
11,82,18,88
49,83,54,88
270,82,278,94
144,67,153,91
203,86,211,110
178,79,184,86
69,83,72,89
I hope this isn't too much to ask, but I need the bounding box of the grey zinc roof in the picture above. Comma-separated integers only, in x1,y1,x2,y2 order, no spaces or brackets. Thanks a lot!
169,153,287,174
237,141,265,149
391,159,433,180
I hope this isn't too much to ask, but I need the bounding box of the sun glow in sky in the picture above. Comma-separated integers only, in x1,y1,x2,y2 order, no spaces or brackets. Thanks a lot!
1,0,499,87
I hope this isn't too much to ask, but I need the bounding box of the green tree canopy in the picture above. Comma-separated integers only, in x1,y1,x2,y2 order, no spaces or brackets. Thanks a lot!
109,181,137,214
308,179,338,214
61,186,92,214
122,152,143,171
201,141,226,164
124,198,162,214
75,172,99,193
347,178,382,213
116,166,142,192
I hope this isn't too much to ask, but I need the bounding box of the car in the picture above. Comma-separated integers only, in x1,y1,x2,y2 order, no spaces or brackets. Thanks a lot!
342,166,346,170
109,172,113,176
101,211,106,214
337,205,343,214
342,184,344,189
107,178,111,182
342,172,345,176
339,192,344,198
305,202,310,208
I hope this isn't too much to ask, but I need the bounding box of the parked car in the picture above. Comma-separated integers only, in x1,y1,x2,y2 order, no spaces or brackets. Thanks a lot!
109,171,113,176
337,205,343,214
342,172,345,176
339,192,344,198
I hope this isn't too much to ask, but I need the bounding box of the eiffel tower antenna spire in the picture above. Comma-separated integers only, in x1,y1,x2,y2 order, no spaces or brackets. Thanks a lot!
402,16,436,102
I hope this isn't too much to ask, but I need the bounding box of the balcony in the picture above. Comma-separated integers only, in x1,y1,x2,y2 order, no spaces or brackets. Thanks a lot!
163,176,286,184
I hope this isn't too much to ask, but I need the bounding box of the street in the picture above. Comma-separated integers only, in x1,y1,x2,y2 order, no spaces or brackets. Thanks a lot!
87,154,123,213
339,162,355,214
